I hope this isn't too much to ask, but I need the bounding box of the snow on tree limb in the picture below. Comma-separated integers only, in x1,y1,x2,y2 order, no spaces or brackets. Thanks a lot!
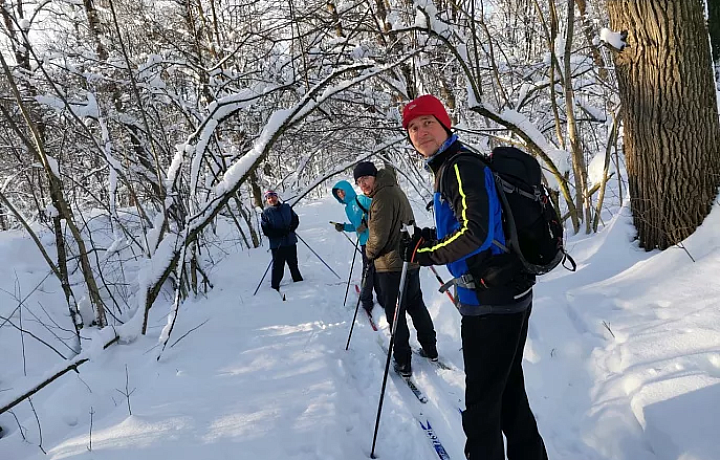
288,137,405,207
131,56,419,335
398,7,571,190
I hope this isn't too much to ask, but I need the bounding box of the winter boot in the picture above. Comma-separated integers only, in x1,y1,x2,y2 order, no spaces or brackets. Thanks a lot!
393,359,412,378
418,347,439,362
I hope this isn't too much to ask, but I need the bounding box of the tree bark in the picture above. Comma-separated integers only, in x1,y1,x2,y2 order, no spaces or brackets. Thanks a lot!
608,0,720,249
564,0,591,233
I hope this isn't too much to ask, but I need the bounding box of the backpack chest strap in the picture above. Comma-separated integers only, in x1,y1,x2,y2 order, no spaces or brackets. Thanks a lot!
438,273,478,294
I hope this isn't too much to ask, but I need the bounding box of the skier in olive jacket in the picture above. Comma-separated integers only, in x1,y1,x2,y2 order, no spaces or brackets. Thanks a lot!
355,162,437,377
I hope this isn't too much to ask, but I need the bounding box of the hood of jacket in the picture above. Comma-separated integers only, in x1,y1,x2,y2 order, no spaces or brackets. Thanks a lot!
365,168,417,272
368,169,396,198
331,180,357,205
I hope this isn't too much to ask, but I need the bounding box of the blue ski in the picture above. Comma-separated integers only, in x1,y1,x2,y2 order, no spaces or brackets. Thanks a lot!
417,419,452,460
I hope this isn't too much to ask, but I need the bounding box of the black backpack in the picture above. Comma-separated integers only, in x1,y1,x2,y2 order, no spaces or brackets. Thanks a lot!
479,146,575,275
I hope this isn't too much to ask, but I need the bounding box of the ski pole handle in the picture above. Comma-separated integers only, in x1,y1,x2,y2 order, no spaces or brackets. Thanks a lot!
401,222,415,238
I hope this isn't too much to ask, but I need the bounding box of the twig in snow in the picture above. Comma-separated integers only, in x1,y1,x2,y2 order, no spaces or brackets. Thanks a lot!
75,373,93,394
675,242,696,263
602,320,615,339
170,318,210,348
115,365,135,416
14,274,28,376
87,407,95,451
8,410,26,440
28,397,46,454
0,270,54,329
0,335,118,416
0,314,68,359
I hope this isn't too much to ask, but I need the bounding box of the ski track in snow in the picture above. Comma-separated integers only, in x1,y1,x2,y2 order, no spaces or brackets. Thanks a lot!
1,197,720,460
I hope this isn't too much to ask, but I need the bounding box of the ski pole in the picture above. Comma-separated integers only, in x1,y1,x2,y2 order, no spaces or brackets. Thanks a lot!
253,258,273,296
370,224,414,458
330,221,363,255
428,265,457,306
296,232,342,279
344,260,372,351
343,236,361,307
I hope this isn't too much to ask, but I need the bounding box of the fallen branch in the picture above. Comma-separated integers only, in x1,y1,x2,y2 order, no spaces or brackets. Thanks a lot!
0,335,119,416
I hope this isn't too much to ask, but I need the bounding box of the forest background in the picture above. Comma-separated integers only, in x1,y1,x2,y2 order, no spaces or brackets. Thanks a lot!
1,0,720,443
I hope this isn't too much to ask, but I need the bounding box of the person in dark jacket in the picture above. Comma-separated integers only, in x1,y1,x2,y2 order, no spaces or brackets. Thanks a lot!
356,161,437,378
398,95,547,460
260,190,303,290
331,179,376,313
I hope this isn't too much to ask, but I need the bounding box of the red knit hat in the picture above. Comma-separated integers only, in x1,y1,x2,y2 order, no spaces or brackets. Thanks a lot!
401,95,452,131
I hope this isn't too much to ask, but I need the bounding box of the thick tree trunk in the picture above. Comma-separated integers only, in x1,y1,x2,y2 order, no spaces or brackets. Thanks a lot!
608,0,720,250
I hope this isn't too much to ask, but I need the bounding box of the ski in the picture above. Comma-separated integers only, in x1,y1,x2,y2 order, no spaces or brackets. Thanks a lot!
365,310,378,331
373,333,453,459
401,375,428,404
355,284,378,331
417,418,452,460
412,348,453,371
377,337,428,404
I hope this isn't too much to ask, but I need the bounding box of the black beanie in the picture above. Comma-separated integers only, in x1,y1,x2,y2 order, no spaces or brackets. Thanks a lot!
353,162,378,181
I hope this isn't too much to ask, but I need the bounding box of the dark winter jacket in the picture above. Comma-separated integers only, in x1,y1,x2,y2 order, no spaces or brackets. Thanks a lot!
416,139,534,315
331,180,372,245
261,202,299,249
366,169,419,273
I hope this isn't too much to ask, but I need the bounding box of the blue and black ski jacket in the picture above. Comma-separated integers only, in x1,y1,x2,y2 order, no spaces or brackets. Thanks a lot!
261,202,299,249
416,139,533,315
331,180,372,246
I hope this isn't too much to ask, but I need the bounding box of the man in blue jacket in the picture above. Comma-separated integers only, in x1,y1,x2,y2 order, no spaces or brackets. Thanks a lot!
398,95,547,460
261,190,303,291
331,178,375,313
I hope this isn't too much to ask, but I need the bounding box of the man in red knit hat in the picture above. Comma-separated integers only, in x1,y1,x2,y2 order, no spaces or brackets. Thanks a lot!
398,95,548,460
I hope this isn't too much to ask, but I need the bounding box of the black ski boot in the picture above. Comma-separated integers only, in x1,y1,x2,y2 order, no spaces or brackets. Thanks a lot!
393,359,412,378
418,347,439,363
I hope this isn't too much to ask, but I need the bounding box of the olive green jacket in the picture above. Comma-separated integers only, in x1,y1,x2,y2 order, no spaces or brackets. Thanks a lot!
365,169,419,273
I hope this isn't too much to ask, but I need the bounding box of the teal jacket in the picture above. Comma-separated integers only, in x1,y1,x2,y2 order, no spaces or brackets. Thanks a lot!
332,180,372,245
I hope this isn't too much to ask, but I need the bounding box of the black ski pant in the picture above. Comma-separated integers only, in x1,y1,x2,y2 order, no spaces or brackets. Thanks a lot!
271,244,303,289
461,305,547,460
360,245,375,309
374,268,436,366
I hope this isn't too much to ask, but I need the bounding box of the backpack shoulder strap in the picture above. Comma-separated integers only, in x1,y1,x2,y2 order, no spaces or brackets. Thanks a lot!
355,196,369,214
435,148,510,254
434,147,479,193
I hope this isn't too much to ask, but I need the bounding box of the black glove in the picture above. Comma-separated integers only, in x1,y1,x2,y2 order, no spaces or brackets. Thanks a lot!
399,227,424,263
333,222,344,232
419,227,436,241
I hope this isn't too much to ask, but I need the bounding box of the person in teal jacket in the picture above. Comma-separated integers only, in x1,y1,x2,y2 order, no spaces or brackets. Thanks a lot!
331,178,375,313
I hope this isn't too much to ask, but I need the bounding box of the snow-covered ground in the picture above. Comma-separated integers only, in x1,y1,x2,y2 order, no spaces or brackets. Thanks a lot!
1,193,719,460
